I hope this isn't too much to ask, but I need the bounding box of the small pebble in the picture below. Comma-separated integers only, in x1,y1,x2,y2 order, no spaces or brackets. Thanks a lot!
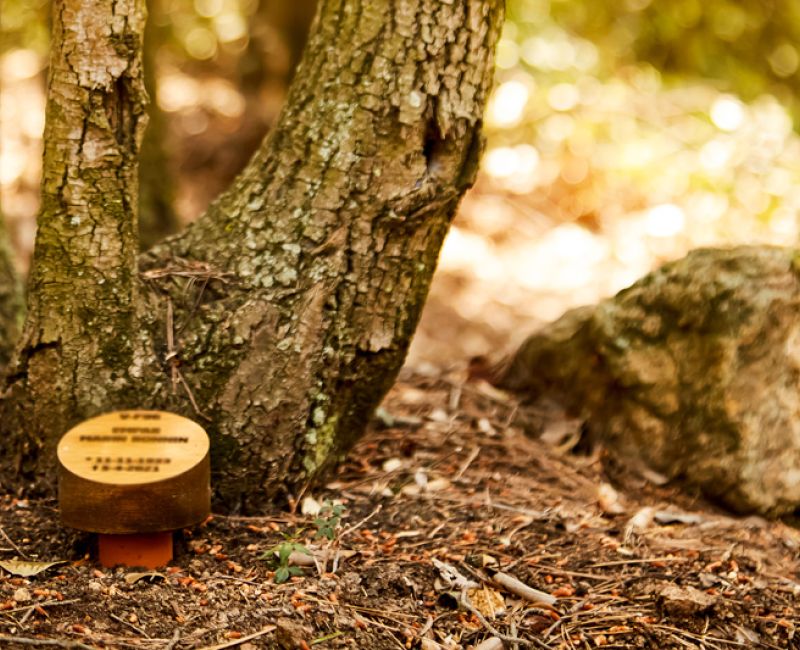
13,587,31,602
420,639,442,650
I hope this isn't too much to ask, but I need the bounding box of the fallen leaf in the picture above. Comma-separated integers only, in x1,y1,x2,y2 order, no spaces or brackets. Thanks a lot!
626,507,656,537
597,483,625,515
124,571,165,585
0,560,66,577
735,625,761,645
381,458,404,472
288,551,315,567
13,587,31,602
301,496,321,516
425,477,451,492
658,584,716,617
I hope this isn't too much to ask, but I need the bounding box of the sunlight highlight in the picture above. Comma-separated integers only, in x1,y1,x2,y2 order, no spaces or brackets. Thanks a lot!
710,96,745,132
487,80,530,128
645,204,687,238
547,83,580,111
483,145,541,190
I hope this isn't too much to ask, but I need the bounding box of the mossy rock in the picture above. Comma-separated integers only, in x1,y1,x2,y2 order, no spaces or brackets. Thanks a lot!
500,246,800,516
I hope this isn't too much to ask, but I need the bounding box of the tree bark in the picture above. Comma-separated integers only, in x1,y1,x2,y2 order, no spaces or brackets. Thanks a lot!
0,214,23,369
1,0,504,511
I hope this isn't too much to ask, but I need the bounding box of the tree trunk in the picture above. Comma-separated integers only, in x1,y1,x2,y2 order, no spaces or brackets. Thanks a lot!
1,0,149,491
0,0,504,512
241,0,318,92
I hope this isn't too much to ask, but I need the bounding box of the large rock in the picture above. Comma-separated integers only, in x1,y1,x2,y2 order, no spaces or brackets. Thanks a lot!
498,246,800,515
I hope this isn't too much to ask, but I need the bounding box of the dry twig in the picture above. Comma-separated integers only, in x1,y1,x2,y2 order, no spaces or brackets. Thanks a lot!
109,613,150,638
0,526,29,558
195,625,277,650
493,571,557,608
0,636,97,650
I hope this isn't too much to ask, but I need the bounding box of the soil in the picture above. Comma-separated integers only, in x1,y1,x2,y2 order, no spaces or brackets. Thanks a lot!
0,368,798,650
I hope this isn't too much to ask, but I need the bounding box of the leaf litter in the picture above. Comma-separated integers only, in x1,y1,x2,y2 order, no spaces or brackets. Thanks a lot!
0,368,797,648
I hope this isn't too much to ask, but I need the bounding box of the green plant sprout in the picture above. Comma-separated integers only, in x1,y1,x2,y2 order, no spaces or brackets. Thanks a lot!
314,501,346,541
261,536,311,584
260,502,345,583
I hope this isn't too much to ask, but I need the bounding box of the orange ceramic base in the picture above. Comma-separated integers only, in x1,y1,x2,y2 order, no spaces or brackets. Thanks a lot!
98,532,173,569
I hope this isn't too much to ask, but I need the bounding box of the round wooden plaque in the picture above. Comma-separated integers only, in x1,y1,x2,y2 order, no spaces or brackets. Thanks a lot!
57,410,210,534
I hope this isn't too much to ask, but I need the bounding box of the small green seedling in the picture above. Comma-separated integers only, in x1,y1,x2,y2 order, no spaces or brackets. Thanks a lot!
261,538,311,584
314,502,345,541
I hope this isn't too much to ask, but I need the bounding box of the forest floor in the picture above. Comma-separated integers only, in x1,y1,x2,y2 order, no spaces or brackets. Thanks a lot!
6,21,800,650
0,368,798,650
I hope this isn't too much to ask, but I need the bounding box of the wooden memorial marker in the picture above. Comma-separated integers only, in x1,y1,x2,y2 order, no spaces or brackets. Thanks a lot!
57,410,210,568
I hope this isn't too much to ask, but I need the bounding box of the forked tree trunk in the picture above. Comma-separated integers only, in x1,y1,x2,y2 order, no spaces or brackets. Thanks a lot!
0,0,504,511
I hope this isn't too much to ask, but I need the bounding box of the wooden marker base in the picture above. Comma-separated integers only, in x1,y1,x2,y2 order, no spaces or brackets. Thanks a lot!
57,410,211,568
98,532,173,569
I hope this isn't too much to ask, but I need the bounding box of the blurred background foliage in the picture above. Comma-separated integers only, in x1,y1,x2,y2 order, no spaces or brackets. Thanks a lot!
2,0,800,365
546,0,800,116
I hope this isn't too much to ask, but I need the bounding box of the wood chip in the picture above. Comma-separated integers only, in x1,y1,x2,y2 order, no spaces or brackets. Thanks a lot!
658,584,716,617
474,638,504,650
